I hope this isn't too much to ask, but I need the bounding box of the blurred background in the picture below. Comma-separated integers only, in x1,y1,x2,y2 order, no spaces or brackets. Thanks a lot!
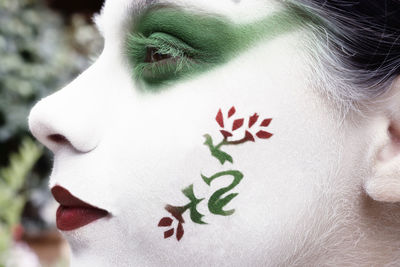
0,0,104,265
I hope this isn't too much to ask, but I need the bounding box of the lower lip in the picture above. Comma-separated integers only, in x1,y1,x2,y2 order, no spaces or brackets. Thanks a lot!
56,205,109,231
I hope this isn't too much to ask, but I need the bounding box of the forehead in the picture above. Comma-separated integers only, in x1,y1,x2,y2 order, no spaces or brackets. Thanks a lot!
97,0,283,39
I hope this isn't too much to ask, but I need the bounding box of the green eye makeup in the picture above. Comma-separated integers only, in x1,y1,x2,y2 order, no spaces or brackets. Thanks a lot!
126,6,303,89
127,32,198,83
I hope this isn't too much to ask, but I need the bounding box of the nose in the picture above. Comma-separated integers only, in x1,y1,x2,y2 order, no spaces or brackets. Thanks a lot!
29,66,105,153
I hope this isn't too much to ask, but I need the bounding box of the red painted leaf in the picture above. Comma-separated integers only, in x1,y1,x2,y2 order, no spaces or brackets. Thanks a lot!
176,223,184,241
232,118,244,131
220,130,233,139
164,228,174,239
248,113,259,128
256,130,273,139
216,109,224,128
260,118,272,127
228,106,236,118
244,130,255,142
158,217,173,227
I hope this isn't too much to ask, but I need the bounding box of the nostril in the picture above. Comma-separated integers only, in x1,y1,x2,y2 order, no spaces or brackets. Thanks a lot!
48,134,68,145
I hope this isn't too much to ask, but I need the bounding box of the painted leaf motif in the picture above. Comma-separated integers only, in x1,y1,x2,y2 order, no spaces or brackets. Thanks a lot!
256,130,273,139
260,118,272,127
248,113,259,128
158,217,173,227
182,185,207,224
228,106,236,118
164,228,174,239
176,223,184,241
244,130,255,142
203,134,233,164
216,109,224,128
232,118,244,131
220,130,233,139
202,170,244,216
212,148,233,165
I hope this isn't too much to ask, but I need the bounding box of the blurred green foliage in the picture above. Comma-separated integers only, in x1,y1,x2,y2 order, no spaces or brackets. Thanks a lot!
0,138,42,264
0,0,95,144
0,0,102,177
0,0,102,262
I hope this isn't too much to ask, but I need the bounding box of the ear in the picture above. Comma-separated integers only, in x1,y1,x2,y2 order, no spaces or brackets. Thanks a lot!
364,77,400,202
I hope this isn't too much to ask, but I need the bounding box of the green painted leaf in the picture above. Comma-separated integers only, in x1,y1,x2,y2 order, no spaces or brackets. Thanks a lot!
203,134,233,165
201,170,244,216
182,185,207,224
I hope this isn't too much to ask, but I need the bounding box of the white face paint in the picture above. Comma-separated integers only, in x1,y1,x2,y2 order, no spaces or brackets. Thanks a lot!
28,0,393,265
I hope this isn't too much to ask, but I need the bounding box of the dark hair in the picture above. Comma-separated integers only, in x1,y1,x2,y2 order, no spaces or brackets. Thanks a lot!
289,0,400,104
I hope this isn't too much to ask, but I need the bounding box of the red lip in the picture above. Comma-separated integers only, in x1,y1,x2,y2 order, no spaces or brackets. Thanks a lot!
51,185,109,231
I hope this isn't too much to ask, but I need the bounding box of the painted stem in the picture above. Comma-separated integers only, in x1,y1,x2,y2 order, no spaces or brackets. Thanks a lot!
216,135,250,149
165,205,186,223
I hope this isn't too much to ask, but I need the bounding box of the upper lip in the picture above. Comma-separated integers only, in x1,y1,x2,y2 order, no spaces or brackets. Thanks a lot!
51,185,106,211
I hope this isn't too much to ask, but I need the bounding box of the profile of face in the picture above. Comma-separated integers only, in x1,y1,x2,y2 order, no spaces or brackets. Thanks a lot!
28,0,400,266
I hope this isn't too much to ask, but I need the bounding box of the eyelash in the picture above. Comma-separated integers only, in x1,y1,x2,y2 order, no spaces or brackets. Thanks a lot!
127,32,200,84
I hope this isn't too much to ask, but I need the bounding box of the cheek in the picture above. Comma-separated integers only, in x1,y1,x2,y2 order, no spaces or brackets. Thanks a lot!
90,33,358,258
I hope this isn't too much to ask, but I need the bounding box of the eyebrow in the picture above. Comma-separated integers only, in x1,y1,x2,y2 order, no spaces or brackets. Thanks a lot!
133,6,234,42
135,5,304,50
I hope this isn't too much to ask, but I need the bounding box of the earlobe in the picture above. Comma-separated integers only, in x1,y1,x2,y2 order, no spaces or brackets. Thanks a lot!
365,160,400,202
364,77,400,203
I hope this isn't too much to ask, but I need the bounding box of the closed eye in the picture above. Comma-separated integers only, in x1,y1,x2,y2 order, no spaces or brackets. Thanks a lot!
145,47,173,63
127,32,199,85
125,6,261,89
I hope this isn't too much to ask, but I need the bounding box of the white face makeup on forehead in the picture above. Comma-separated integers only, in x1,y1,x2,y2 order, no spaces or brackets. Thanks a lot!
29,0,400,265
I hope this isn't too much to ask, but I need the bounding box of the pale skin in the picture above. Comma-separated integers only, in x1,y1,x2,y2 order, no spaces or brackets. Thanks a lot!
29,0,400,266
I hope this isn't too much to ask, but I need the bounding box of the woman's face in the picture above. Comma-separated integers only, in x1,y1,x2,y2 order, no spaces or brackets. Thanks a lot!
28,0,378,265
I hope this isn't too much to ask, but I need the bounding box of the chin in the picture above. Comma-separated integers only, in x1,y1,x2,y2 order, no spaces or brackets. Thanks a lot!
64,218,130,267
